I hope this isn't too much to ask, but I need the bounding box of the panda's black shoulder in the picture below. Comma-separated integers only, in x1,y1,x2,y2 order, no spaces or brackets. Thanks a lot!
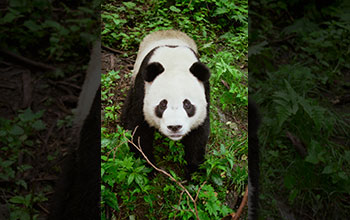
120,47,159,130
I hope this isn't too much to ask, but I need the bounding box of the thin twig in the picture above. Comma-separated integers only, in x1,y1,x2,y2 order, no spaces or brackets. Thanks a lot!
194,180,207,203
286,131,307,158
37,203,50,214
188,0,192,8
124,130,201,220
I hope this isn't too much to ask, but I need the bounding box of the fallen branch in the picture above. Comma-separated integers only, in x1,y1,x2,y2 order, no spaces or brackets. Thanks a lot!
102,45,125,54
124,129,202,220
232,185,248,220
0,49,56,71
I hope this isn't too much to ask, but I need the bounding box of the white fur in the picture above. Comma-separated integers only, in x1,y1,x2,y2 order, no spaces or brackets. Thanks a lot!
136,31,207,141
132,30,197,81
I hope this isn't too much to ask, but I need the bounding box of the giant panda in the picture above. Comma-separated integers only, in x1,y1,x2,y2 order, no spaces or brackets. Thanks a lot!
248,98,261,220
121,30,210,178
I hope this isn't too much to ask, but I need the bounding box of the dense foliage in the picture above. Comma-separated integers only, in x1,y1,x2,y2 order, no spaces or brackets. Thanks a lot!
0,0,99,219
101,0,248,219
249,0,350,219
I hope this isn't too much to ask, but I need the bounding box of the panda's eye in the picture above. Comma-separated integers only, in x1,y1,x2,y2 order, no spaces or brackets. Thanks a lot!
155,99,167,118
183,99,195,117
159,99,167,110
183,99,192,110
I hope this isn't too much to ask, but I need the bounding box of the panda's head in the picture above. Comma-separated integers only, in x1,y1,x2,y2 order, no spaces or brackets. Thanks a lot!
141,46,210,141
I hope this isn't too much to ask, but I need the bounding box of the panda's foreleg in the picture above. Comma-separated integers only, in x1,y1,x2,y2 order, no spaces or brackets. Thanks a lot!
129,122,155,164
181,120,209,179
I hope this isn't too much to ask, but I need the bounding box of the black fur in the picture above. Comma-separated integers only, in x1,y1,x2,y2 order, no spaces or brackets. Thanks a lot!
143,62,164,82
183,99,195,117
155,99,167,118
49,87,100,220
248,98,261,220
189,62,211,82
121,48,210,179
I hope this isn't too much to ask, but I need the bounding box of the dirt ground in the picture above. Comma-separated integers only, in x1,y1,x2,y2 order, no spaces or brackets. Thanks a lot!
101,47,134,126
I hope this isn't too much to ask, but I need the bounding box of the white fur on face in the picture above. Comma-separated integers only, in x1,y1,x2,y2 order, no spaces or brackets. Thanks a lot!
143,47,207,140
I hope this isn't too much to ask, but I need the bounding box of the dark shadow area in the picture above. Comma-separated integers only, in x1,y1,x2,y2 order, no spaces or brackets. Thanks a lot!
0,1,100,219
249,0,350,219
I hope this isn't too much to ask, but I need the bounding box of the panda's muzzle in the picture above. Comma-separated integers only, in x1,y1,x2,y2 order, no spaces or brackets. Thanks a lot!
167,125,184,140
167,125,182,132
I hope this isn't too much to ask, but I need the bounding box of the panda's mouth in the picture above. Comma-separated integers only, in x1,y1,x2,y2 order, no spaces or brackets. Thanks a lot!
168,134,183,140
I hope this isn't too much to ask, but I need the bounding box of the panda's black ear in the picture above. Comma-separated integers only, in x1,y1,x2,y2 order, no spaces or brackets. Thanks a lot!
189,62,210,82
143,62,164,82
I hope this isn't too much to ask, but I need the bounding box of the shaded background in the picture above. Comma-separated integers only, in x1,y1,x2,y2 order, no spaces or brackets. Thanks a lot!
0,0,99,219
249,0,350,219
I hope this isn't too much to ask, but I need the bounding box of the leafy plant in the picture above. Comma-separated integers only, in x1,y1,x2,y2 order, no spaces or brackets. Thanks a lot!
0,108,49,220
249,0,350,218
101,0,248,218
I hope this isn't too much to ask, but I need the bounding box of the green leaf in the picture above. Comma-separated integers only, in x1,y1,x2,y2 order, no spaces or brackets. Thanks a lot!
16,179,28,189
338,171,347,180
123,2,136,9
344,151,350,162
9,125,24,135
211,174,223,186
0,130,6,136
23,20,41,31
213,7,228,16
288,189,298,203
169,6,181,13
135,174,145,187
10,195,25,204
248,41,268,57
102,188,119,211
205,200,219,216
32,120,46,130
1,160,15,167
322,165,333,174
305,140,321,164
220,144,226,154
134,165,145,173
10,209,30,220
18,108,35,122
127,173,135,185
198,210,210,220
169,170,177,178
1,12,18,24
44,20,62,29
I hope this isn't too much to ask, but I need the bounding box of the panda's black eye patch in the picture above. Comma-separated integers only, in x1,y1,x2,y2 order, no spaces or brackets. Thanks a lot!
183,99,195,117
155,99,167,118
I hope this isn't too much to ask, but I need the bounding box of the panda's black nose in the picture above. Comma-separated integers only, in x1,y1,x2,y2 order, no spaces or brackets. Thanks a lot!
167,125,182,132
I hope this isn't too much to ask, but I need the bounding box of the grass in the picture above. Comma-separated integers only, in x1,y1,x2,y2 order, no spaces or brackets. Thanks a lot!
101,0,248,219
